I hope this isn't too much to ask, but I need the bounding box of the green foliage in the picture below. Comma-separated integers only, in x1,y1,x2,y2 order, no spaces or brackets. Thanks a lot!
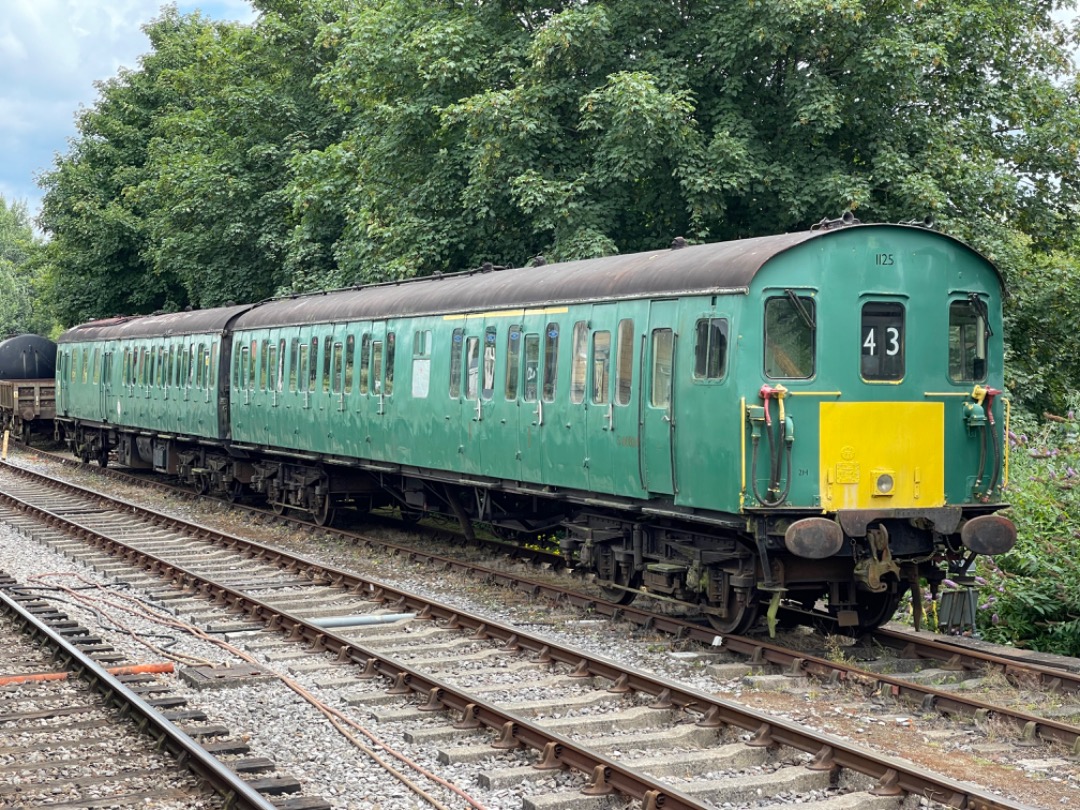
0,196,53,337
280,0,1080,293
975,406,1080,656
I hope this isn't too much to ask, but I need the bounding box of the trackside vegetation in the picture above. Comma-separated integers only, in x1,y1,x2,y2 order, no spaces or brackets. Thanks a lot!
11,0,1080,654
972,409,1080,656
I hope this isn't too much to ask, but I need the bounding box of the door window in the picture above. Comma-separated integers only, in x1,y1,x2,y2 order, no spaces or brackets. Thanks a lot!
650,329,673,408
693,318,728,380
592,331,611,405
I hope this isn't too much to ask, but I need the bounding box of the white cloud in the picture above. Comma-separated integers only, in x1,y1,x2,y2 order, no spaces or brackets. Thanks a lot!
0,1,256,217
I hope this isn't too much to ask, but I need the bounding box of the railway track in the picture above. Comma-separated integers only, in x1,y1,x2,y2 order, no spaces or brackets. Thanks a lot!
0,458,1065,809
12,447,1080,737
0,570,313,809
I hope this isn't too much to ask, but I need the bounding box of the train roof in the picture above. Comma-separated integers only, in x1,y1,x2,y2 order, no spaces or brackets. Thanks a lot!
230,229,821,329
58,224,999,340
58,304,255,344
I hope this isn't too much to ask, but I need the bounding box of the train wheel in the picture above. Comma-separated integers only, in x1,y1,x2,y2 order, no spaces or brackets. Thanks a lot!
705,589,760,635
598,567,638,606
193,475,210,496
312,495,335,527
271,498,286,516
224,480,244,504
847,582,907,636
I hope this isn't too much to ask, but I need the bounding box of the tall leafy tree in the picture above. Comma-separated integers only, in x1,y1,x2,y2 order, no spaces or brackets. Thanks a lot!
0,196,52,337
140,1,344,307
288,0,1080,284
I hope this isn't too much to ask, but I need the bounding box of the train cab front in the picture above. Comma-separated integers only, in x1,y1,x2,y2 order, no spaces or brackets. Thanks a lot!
744,227,1016,635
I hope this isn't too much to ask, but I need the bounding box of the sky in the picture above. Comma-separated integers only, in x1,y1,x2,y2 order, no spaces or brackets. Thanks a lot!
0,0,257,220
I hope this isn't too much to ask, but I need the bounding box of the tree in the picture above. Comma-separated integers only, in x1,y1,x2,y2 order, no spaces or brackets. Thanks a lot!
36,8,197,325
139,1,345,307
0,196,52,337
285,0,1080,286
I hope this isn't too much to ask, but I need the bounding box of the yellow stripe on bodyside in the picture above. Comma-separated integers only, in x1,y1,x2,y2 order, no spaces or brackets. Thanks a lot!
819,402,945,510
443,306,569,321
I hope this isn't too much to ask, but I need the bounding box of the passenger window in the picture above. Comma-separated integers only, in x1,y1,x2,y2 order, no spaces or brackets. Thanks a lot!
764,294,815,379
345,335,355,394
82,349,89,383
289,339,299,392
861,302,904,381
360,334,371,395
198,345,207,389
385,332,395,395
481,327,496,400
464,336,480,400
211,342,218,383
267,343,278,392
949,298,989,382
449,329,463,398
331,342,343,394
542,323,559,402
616,319,634,405
239,347,250,389
323,336,333,393
189,345,197,388
308,338,318,392
523,334,540,402
505,326,522,400
93,349,101,384
249,341,257,390
257,341,267,390
412,331,430,399
693,318,728,380
371,341,383,394
650,329,673,408
592,331,611,405
570,321,588,404
276,340,285,392
298,342,309,392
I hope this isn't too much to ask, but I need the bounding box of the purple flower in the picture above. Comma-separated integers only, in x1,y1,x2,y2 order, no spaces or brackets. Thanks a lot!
942,578,959,590
974,576,987,585
992,613,1000,625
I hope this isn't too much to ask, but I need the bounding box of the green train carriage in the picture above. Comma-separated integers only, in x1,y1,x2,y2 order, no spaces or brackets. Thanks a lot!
55,221,1015,635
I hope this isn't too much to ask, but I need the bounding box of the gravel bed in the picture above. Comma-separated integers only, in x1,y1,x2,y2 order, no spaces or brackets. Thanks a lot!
3,452,1079,809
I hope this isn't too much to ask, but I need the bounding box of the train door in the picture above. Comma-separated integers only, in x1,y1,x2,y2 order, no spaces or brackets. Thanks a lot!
541,315,589,491
459,314,519,480
364,321,392,461
58,350,69,416
641,300,679,496
101,348,114,423
517,315,560,486
585,304,647,498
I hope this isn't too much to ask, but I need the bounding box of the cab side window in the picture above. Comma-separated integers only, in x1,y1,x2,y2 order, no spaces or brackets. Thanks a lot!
949,299,989,382
764,295,815,379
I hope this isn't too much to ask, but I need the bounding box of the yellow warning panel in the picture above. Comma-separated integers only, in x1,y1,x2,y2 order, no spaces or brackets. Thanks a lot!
819,402,944,510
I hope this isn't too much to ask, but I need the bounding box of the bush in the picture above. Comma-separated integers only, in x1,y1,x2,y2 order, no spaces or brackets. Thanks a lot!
971,405,1080,656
